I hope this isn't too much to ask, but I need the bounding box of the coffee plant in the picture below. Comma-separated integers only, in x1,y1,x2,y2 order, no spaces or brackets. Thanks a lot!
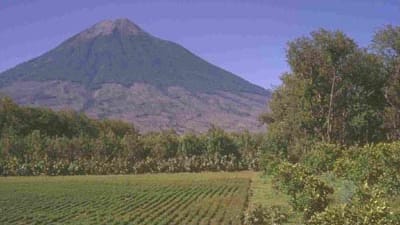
307,188,397,225
243,205,289,225
273,162,334,220
333,142,400,195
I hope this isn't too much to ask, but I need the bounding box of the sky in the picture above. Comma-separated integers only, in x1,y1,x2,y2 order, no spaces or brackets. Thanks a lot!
0,0,399,89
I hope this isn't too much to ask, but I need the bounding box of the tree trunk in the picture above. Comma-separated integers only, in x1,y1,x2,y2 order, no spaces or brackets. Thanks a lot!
327,70,337,142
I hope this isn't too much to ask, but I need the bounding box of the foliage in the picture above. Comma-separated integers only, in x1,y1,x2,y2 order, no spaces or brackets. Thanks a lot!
333,142,400,195
301,142,342,174
372,25,400,140
178,133,206,156
307,188,397,225
260,25,400,224
205,126,240,157
0,96,130,139
243,205,289,225
0,97,263,176
142,130,179,160
260,152,282,175
0,172,251,225
273,162,334,220
261,28,388,160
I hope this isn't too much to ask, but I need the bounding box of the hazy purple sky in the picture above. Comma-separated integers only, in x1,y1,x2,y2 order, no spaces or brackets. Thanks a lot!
1,0,399,88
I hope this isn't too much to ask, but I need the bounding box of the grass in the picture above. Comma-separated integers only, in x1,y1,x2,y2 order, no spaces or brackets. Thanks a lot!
319,172,357,205
0,172,255,225
249,174,302,224
249,174,290,208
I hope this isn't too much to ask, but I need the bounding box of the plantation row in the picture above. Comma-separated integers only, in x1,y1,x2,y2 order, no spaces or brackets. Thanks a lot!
0,97,263,176
0,172,252,225
1,154,259,176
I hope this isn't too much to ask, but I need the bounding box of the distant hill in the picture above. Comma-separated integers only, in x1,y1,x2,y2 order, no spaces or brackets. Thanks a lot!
0,18,270,133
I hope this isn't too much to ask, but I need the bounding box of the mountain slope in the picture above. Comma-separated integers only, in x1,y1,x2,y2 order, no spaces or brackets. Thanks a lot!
0,18,270,132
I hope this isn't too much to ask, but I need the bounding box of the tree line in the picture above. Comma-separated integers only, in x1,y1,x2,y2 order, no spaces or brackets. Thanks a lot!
0,97,263,175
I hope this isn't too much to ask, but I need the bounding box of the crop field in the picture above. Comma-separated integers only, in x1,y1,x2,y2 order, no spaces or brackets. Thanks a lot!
0,172,254,225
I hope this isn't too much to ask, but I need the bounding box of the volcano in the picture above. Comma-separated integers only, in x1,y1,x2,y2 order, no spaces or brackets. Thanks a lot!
0,18,270,132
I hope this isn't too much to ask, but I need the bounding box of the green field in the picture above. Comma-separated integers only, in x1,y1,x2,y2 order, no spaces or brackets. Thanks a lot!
0,172,254,225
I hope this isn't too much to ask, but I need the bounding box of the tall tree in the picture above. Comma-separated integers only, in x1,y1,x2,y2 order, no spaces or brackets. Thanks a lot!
372,25,400,140
262,29,386,158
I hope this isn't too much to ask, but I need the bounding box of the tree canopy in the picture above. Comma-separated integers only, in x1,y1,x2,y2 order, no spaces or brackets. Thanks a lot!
262,27,400,159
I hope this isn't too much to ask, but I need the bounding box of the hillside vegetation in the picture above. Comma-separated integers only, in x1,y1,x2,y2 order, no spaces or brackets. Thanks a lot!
0,97,263,176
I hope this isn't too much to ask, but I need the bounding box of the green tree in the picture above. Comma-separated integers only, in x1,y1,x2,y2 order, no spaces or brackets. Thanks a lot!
206,126,239,157
24,130,43,163
143,130,179,160
178,133,205,156
372,25,400,140
262,29,387,159
121,133,145,162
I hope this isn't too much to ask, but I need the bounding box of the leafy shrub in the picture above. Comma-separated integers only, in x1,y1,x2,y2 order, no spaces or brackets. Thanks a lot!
333,142,400,195
307,188,397,225
142,130,179,160
243,205,289,225
301,142,342,174
260,153,282,175
178,133,206,156
273,162,334,220
206,126,239,157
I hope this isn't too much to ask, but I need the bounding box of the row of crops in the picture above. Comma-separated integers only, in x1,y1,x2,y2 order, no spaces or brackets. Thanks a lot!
0,172,252,225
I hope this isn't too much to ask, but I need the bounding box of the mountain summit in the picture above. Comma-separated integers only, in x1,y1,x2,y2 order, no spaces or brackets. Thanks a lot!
0,18,269,132
72,19,145,42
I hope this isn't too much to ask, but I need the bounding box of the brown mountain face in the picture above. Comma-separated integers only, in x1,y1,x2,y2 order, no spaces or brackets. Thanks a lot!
71,19,144,43
0,19,270,133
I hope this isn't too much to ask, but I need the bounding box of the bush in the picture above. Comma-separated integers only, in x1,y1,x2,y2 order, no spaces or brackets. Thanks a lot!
333,142,400,195
206,126,239,157
178,133,206,156
301,142,342,174
307,188,397,225
273,162,334,220
243,205,289,225
142,130,179,160
260,153,282,175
